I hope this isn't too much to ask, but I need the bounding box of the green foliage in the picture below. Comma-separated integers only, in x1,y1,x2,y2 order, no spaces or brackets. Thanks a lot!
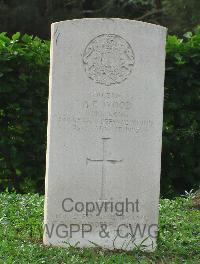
162,28,200,196
0,31,200,196
0,32,49,193
0,192,199,263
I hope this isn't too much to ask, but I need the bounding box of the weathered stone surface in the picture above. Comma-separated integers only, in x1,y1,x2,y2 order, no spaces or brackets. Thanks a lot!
44,18,167,251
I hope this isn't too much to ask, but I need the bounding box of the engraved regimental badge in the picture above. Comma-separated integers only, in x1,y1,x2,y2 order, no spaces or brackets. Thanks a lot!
83,34,135,86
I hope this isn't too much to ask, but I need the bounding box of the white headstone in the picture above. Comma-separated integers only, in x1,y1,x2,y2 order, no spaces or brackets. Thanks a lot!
44,18,167,251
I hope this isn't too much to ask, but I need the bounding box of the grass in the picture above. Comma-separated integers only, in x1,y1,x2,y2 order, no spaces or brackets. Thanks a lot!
0,191,199,263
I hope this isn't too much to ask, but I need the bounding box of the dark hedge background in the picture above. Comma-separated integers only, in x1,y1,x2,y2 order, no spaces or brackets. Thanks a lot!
0,31,199,197
1,0,200,38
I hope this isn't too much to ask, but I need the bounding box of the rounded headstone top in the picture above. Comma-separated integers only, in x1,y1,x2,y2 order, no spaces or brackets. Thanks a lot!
52,18,167,33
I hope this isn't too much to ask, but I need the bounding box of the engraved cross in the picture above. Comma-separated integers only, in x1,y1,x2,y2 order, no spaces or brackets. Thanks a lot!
86,138,123,200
